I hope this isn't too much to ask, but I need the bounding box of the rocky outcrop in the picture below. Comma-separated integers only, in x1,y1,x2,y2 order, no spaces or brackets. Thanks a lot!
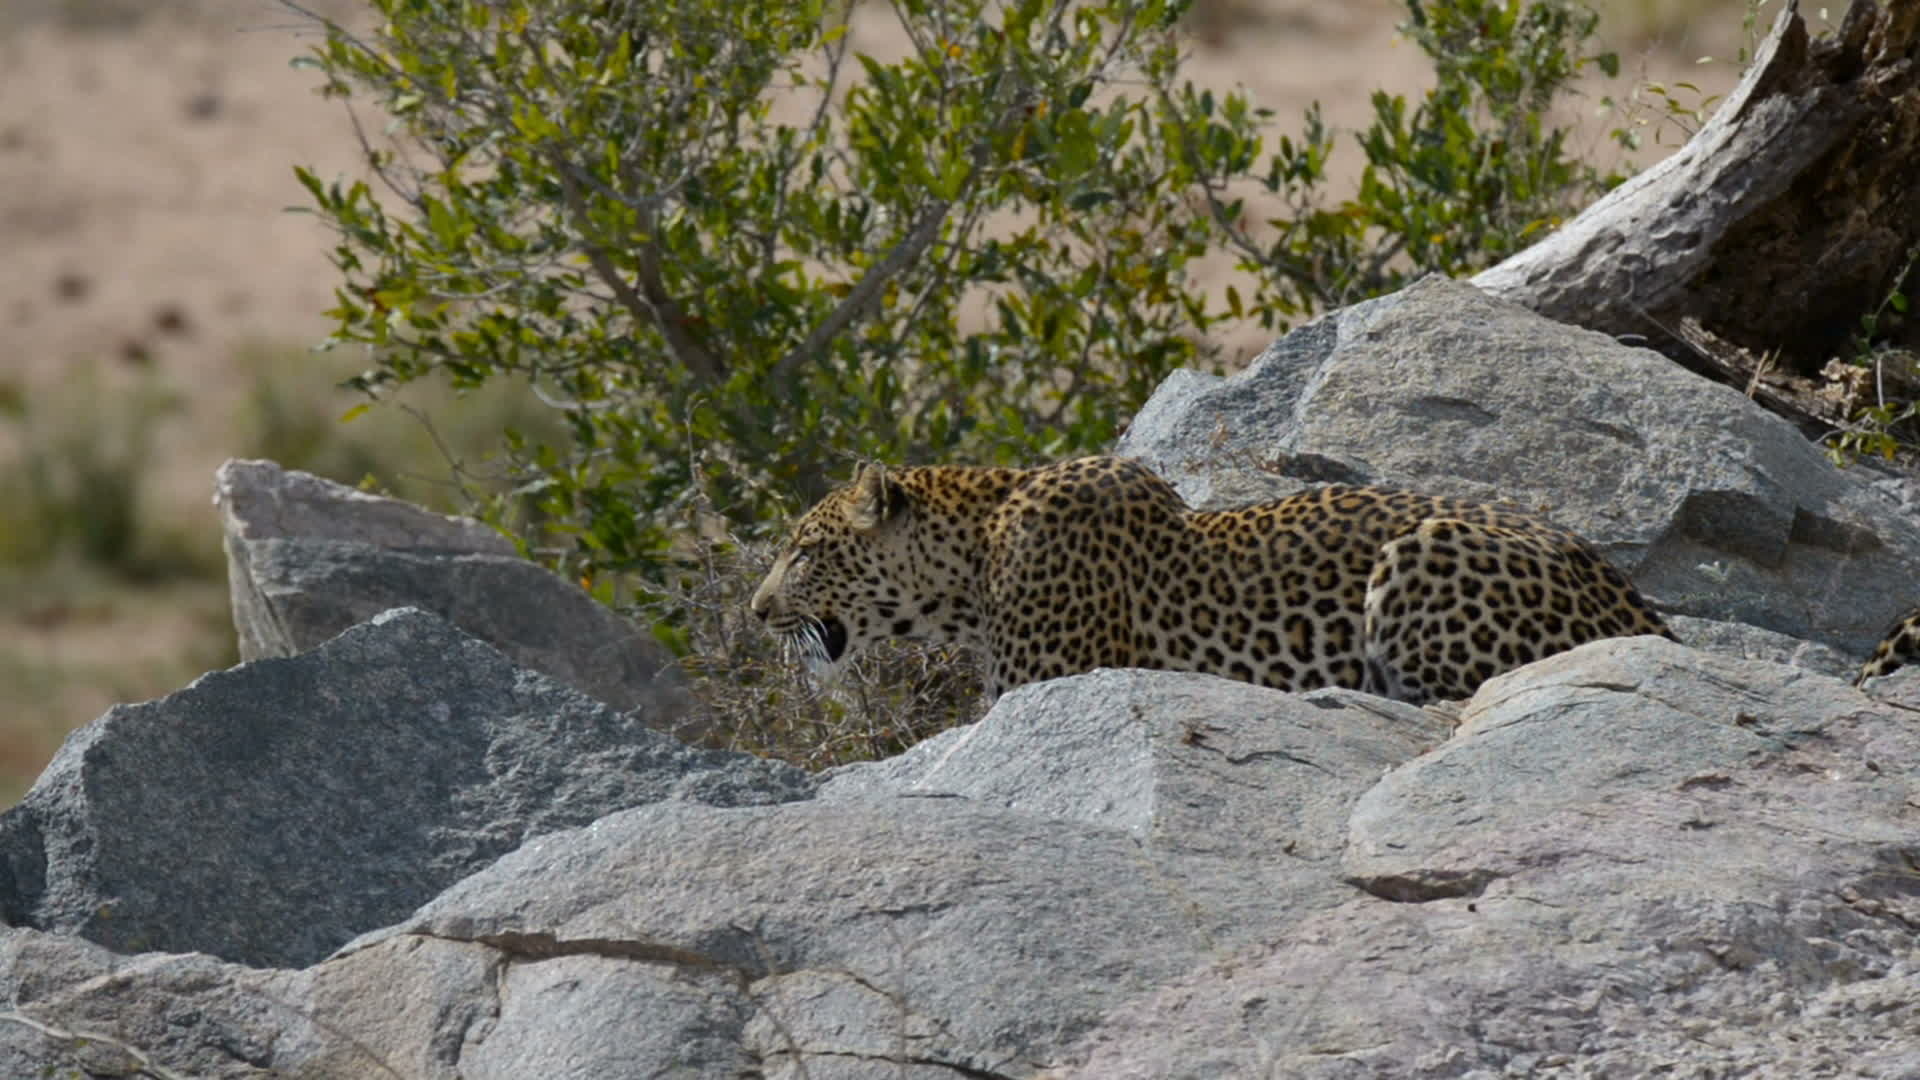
215,458,687,720
6,278,1920,1076
4,638,1917,1076
1117,276,1920,654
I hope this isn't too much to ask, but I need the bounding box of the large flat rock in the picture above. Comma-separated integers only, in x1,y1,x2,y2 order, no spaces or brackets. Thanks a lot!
0,608,810,969
342,796,1312,1078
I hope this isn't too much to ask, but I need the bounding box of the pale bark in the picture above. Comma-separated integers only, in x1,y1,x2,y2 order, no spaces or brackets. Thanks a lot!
1474,0,1920,379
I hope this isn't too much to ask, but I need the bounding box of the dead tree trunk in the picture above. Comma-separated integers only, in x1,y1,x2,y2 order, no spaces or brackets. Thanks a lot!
1473,0,1920,409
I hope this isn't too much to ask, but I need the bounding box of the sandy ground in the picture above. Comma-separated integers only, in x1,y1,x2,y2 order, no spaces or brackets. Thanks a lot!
0,0,1752,800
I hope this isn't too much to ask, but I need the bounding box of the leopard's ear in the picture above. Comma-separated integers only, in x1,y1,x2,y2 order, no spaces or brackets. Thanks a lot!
847,463,910,533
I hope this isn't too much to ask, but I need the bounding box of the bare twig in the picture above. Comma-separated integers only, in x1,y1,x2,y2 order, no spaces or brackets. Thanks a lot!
0,1009,193,1080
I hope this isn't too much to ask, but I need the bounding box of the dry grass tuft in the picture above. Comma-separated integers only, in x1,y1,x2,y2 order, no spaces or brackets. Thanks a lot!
641,534,987,772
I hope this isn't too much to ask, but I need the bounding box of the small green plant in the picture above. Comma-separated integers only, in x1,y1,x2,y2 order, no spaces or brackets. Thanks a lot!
1597,0,1788,157
1849,246,1916,360
1827,246,1920,467
1604,72,1722,154
0,366,210,580
1828,397,1920,465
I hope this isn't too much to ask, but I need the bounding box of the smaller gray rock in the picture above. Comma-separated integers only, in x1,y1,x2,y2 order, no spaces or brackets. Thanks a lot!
216,458,517,554
0,608,812,969
1666,612,1857,679
1118,304,1386,507
215,458,686,720
345,795,1321,1077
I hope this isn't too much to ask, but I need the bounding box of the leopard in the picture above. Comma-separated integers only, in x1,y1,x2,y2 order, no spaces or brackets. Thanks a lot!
1856,607,1920,685
749,455,1676,704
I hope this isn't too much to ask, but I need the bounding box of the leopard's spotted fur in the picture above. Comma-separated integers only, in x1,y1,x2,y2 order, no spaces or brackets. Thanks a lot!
751,457,1675,703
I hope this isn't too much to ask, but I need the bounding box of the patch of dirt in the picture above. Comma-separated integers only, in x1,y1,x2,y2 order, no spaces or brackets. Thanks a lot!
0,0,1749,801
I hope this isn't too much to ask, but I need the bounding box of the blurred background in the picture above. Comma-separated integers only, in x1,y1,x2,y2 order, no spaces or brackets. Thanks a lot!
0,0,1761,805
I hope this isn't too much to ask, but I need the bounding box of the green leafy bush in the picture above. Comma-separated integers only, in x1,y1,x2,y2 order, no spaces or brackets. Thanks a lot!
287,0,1621,594
293,0,1235,590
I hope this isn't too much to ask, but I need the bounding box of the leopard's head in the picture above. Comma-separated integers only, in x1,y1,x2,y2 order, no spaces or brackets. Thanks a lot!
751,464,958,681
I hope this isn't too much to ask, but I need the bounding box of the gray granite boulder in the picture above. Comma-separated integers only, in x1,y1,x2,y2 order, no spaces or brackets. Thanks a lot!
1048,640,1920,1078
0,608,811,969
215,458,687,721
1117,276,1920,656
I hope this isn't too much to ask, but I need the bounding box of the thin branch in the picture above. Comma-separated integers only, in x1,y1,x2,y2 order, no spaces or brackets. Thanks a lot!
550,162,728,386
777,196,956,377
759,5,853,268
776,51,1045,378
1157,94,1325,294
